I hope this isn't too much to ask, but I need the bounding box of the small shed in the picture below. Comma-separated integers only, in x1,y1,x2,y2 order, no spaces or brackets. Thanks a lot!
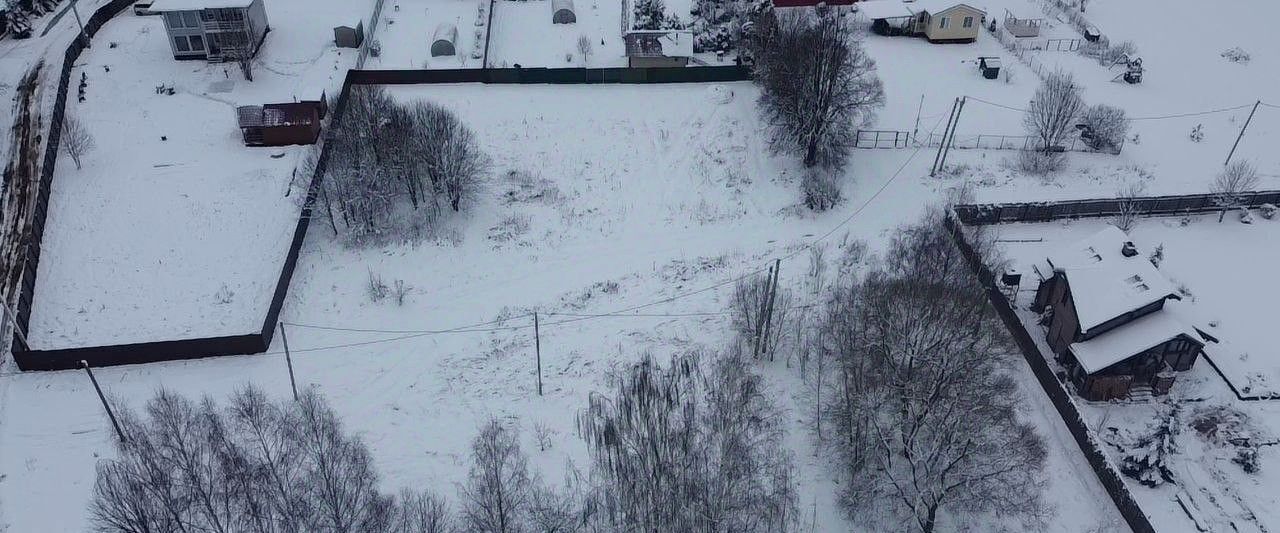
623,30,693,67
978,56,1000,79
431,23,457,57
235,102,324,147
552,0,575,24
334,21,365,48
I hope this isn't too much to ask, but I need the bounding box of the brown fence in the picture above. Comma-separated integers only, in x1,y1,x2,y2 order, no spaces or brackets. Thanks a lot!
943,214,1157,533
953,190,1280,225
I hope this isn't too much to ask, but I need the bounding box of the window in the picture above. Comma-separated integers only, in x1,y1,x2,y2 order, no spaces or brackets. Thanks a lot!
165,12,183,27
939,17,949,29
174,35,191,52
181,11,199,27
188,34,204,51
963,16,974,28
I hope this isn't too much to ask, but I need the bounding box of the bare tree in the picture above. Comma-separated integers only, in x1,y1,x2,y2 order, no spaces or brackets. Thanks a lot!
216,31,257,81
801,167,841,211
755,11,885,170
1212,160,1260,222
392,489,455,533
1024,70,1085,154
819,217,1047,532
1079,103,1129,153
461,419,532,533
61,114,95,170
411,101,489,212
578,351,798,532
576,35,593,65
90,387,425,533
1113,181,1146,232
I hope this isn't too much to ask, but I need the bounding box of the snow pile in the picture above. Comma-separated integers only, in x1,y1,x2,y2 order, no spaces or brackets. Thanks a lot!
705,83,733,104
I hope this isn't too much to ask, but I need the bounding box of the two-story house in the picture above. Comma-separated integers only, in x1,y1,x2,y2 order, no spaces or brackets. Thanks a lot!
150,0,269,62
1031,226,1205,401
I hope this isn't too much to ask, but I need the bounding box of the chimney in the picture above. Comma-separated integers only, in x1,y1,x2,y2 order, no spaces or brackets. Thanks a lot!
1121,241,1138,257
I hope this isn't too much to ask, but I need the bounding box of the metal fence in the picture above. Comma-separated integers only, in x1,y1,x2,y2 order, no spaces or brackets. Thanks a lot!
923,132,1122,154
349,65,751,85
953,190,1280,225
853,129,911,149
944,214,1157,533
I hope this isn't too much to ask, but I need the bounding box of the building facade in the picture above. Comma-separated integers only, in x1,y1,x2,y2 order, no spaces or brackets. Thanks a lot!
152,0,269,62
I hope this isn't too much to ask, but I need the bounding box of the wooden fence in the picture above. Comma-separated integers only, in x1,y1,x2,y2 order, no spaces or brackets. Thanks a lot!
944,214,1157,533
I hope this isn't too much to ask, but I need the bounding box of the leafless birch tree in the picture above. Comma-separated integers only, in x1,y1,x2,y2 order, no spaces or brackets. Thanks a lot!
461,419,532,533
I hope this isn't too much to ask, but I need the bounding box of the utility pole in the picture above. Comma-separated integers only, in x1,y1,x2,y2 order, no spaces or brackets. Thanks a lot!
70,0,89,48
80,360,126,442
913,94,925,142
931,98,960,176
278,322,298,401
752,263,773,359
938,96,968,173
1225,100,1261,166
534,312,543,396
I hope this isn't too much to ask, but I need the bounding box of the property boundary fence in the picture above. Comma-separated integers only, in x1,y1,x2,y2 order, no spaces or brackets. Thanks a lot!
923,131,1122,154
943,213,1157,533
10,63,753,370
952,190,1280,225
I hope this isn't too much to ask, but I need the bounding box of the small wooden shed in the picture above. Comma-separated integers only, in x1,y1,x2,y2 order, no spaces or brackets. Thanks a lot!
431,23,457,57
236,102,324,147
552,0,576,23
334,21,365,48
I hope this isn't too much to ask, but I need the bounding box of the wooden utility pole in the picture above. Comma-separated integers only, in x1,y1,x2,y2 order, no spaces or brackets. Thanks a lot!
1225,100,1261,166
752,263,773,359
534,312,543,396
913,94,925,142
930,98,960,176
0,296,29,350
80,360,125,442
938,96,967,173
279,322,298,401
70,0,89,48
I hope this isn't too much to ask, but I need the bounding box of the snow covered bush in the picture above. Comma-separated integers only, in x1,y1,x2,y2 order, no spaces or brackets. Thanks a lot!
1113,181,1145,232
1212,160,1260,222
1191,405,1265,474
1016,149,1066,175
632,0,684,30
1104,406,1180,487
1221,47,1251,64
89,387,455,533
1260,203,1277,219
1080,103,1130,153
818,215,1047,532
1189,123,1204,142
801,167,842,211
755,11,885,170
578,351,799,532
1239,207,1254,224
577,34,593,64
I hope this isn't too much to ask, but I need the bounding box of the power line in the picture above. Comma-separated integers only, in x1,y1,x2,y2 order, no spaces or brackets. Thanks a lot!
965,95,1260,121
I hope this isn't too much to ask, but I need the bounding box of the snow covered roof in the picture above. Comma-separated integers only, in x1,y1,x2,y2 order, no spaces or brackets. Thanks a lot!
623,31,693,58
1069,306,1203,374
149,0,254,11
857,0,985,19
1047,226,1179,333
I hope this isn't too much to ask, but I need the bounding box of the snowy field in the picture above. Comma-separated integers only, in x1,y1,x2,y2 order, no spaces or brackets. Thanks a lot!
370,0,486,69
26,0,373,350
0,82,1125,532
991,214,1280,532
487,0,629,68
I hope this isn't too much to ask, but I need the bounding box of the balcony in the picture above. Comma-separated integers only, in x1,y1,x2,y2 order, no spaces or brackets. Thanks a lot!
203,19,245,32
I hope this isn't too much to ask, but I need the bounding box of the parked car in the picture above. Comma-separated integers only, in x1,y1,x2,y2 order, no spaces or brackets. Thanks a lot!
133,2,158,16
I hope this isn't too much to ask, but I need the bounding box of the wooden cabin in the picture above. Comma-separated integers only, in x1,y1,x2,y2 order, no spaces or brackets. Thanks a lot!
235,101,324,147
858,0,986,43
1032,227,1204,401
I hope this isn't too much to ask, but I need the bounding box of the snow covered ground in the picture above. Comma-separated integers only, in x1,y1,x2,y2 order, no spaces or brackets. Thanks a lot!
992,214,1280,532
0,81,1126,531
25,0,372,350
487,0,630,68
371,0,487,69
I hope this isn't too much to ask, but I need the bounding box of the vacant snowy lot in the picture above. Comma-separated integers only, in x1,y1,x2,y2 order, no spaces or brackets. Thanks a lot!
487,0,629,68
371,0,486,69
0,81,1126,531
26,0,371,350
993,213,1280,532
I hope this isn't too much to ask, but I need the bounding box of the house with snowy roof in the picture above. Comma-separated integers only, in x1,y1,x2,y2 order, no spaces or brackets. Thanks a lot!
1031,226,1205,401
150,0,269,62
856,0,986,43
